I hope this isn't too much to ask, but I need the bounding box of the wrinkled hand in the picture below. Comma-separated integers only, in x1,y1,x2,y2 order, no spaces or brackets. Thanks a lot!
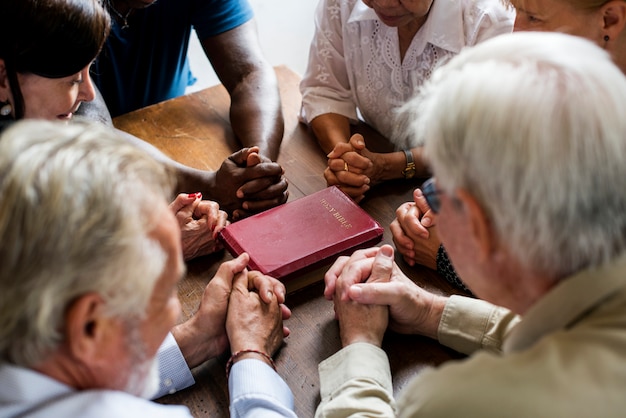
171,253,249,368
344,246,446,339
226,269,291,357
170,193,229,261
332,245,395,347
214,146,288,219
324,134,372,202
324,246,381,300
390,188,440,269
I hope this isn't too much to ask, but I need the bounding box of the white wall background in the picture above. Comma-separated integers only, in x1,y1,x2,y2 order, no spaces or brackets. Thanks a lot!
186,0,319,93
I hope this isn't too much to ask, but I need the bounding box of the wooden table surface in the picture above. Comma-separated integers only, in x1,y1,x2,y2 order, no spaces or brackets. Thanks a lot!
113,65,466,417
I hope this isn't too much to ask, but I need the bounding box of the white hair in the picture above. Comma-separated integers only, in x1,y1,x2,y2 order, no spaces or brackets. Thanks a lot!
0,120,176,367
403,31,626,278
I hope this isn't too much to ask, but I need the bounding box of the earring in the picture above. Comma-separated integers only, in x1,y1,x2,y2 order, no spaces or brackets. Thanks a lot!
604,35,610,42
0,102,11,116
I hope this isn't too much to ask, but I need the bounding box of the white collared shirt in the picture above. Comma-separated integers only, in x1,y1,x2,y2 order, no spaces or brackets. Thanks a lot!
300,0,514,148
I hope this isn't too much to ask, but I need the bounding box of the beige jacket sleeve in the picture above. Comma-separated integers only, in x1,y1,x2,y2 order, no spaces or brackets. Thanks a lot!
438,295,521,355
315,343,395,418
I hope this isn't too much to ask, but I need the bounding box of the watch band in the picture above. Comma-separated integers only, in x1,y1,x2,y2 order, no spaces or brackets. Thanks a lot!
402,149,416,179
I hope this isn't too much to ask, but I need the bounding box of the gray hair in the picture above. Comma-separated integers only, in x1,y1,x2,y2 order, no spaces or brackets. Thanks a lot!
405,31,626,279
0,120,176,367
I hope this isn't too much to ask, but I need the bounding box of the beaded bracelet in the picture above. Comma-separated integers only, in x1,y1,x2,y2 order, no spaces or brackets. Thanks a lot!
226,349,276,378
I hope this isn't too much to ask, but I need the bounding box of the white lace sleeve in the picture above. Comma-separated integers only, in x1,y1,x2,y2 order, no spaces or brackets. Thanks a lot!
299,0,359,125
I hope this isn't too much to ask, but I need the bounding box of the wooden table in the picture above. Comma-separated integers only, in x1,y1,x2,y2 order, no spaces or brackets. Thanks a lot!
114,65,467,417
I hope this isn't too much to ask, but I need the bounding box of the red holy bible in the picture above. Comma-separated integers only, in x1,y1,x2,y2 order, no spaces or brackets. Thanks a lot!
217,186,384,288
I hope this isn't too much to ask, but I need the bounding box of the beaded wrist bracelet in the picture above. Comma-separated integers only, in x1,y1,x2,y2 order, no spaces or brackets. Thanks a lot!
226,349,276,378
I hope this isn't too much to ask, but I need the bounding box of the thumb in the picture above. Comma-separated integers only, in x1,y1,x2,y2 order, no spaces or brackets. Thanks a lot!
349,134,366,151
229,147,259,166
246,152,262,167
217,253,250,289
368,245,394,284
169,193,199,213
414,188,436,228
231,268,249,293
348,280,402,306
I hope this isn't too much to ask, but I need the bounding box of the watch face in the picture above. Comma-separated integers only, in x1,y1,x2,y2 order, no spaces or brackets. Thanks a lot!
404,168,416,179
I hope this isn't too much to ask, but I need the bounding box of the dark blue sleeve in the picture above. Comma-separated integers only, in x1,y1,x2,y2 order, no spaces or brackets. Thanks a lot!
192,0,254,40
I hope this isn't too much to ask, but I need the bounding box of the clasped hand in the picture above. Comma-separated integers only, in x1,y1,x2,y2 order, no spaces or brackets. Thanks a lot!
324,245,443,344
214,146,288,220
170,193,229,261
390,187,440,269
325,134,382,202
171,253,291,370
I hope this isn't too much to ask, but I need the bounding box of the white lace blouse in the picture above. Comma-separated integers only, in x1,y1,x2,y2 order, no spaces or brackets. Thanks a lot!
300,0,515,148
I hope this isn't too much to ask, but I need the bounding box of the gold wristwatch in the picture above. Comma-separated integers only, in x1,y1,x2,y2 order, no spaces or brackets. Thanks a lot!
402,149,416,179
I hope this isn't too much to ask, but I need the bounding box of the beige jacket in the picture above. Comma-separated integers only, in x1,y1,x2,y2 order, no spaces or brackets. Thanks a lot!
316,255,626,417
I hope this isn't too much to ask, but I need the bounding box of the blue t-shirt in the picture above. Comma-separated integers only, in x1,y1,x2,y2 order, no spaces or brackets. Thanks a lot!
92,0,254,117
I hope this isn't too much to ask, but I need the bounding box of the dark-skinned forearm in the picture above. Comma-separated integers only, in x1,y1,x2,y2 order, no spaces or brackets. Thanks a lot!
229,70,284,161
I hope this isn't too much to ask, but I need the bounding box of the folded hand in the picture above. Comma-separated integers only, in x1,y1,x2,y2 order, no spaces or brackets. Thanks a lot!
214,146,289,219
170,193,229,261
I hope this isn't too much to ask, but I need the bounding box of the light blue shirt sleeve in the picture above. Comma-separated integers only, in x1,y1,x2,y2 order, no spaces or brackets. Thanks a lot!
153,333,196,399
229,359,296,417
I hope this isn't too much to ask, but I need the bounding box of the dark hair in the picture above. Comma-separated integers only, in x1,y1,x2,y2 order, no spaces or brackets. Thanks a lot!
0,0,110,119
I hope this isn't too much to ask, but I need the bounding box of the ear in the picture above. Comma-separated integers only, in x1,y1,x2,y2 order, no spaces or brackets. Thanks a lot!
64,293,122,365
602,1,626,40
456,188,496,263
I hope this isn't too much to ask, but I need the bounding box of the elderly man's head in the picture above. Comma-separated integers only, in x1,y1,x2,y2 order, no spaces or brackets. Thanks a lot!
405,32,626,310
0,120,184,396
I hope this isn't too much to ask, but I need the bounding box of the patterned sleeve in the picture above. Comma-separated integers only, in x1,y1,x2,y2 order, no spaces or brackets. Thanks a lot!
436,245,471,293
299,0,359,124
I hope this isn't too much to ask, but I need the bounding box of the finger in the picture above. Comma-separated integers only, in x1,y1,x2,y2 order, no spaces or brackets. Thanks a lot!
395,201,413,219
324,166,340,186
248,271,286,303
368,244,394,284
169,192,200,213
390,220,414,252
347,281,406,306
242,192,289,214
215,252,250,289
324,247,380,300
228,147,255,167
239,162,284,183
328,157,354,173
246,152,262,167
414,188,436,228
337,184,369,200
348,133,366,151
237,172,287,199
280,304,292,320
401,204,430,239
342,152,371,172
212,210,229,239
326,141,355,159
324,255,350,300
231,267,250,293
336,253,380,300
336,171,370,187
193,199,218,219
232,208,251,221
